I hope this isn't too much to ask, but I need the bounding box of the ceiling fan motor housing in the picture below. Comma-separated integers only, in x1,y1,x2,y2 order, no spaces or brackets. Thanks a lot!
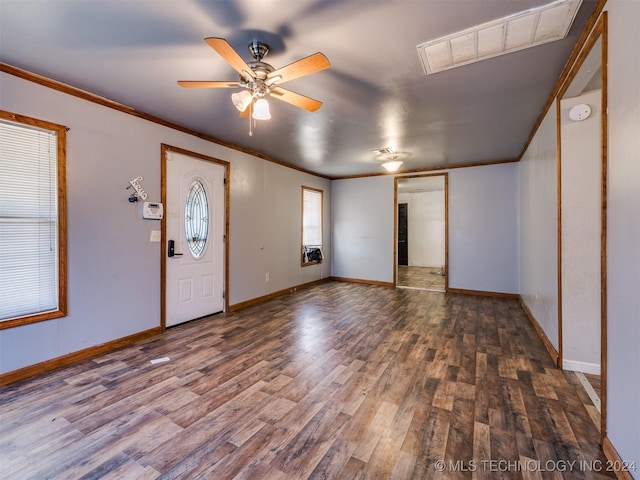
248,41,270,62
246,61,274,80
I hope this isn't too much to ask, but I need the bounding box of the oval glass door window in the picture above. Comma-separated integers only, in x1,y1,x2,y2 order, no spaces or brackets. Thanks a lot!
185,179,209,258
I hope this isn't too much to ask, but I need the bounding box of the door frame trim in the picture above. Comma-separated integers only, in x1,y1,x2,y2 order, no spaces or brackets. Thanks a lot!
555,12,608,437
160,144,230,330
393,173,449,291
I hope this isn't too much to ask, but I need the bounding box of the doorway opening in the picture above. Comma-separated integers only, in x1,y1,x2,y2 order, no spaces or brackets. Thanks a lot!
395,174,448,292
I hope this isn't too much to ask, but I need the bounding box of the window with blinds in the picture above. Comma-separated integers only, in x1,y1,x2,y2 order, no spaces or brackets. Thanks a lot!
302,186,323,265
0,113,66,327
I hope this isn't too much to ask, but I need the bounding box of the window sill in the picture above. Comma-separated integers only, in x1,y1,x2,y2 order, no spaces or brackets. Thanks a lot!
0,309,67,330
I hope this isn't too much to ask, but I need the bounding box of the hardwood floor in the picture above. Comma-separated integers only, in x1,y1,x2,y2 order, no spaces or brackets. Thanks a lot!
0,282,614,479
397,266,446,292
565,371,602,434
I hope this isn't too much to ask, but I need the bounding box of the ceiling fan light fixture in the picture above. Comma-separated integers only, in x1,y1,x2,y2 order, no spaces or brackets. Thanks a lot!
231,90,253,112
382,160,403,172
252,98,271,120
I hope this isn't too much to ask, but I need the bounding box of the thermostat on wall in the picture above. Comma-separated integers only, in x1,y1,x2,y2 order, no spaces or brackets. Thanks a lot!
142,201,163,220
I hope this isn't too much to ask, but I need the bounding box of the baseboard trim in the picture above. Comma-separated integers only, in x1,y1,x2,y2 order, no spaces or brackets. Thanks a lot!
563,359,601,375
446,287,519,299
330,276,394,288
518,296,560,366
0,326,162,387
602,436,635,480
228,278,330,312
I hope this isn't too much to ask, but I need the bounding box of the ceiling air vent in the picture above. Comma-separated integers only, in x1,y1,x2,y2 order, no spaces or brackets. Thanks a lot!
417,0,583,75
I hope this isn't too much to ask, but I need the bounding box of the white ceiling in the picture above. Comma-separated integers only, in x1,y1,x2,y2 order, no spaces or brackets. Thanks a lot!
0,0,597,178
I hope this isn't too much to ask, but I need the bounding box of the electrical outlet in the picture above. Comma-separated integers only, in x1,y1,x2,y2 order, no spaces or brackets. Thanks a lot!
265,272,270,282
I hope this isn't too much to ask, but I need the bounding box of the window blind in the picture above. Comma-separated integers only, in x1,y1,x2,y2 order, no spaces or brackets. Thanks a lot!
302,188,322,246
0,120,59,321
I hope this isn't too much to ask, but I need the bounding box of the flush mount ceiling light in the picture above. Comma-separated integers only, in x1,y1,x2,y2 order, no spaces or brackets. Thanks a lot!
374,149,410,172
382,158,404,172
417,0,583,75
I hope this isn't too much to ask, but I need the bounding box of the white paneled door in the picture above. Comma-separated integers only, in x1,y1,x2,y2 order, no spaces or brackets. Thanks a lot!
166,151,225,327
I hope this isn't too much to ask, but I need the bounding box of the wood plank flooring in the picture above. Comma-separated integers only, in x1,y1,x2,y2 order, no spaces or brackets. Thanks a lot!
0,282,613,479
397,266,445,292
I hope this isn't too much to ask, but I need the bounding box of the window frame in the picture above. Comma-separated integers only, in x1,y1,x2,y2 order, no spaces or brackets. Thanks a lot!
0,110,67,329
301,186,323,267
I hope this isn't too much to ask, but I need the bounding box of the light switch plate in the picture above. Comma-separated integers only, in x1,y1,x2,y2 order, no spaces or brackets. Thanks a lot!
150,230,161,242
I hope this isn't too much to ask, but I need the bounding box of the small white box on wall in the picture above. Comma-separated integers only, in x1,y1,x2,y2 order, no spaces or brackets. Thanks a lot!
142,201,163,220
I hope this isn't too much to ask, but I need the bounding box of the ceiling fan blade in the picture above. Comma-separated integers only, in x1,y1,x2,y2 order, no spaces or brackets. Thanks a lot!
177,81,241,88
204,37,255,81
270,87,323,112
267,53,330,84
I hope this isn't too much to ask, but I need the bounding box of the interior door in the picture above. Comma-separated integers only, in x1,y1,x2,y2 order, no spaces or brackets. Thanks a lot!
166,152,225,327
398,203,408,266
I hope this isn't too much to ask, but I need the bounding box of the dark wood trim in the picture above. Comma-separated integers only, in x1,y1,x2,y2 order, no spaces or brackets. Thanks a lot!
393,173,449,290
330,276,394,288
160,145,168,331
393,180,398,286
599,10,609,440
446,288,519,299
519,296,560,366
0,63,331,180
556,97,563,369
160,144,231,330
0,110,68,330
0,327,162,386
444,173,449,291
333,158,518,180
602,436,635,480
517,0,608,160
556,13,606,100
556,11,608,439
228,278,330,312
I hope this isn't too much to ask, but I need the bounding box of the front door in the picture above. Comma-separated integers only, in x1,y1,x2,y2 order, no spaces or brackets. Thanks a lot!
166,150,225,327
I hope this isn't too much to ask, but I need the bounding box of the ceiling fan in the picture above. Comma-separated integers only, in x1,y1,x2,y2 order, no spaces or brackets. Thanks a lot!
178,37,330,120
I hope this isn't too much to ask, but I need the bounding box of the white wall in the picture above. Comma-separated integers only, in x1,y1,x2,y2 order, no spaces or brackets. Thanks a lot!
560,89,602,374
604,0,640,468
519,104,559,351
448,163,519,294
229,159,331,304
332,164,519,293
0,72,330,374
331,175,395,283
397,190,445,268
519,1,640,467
